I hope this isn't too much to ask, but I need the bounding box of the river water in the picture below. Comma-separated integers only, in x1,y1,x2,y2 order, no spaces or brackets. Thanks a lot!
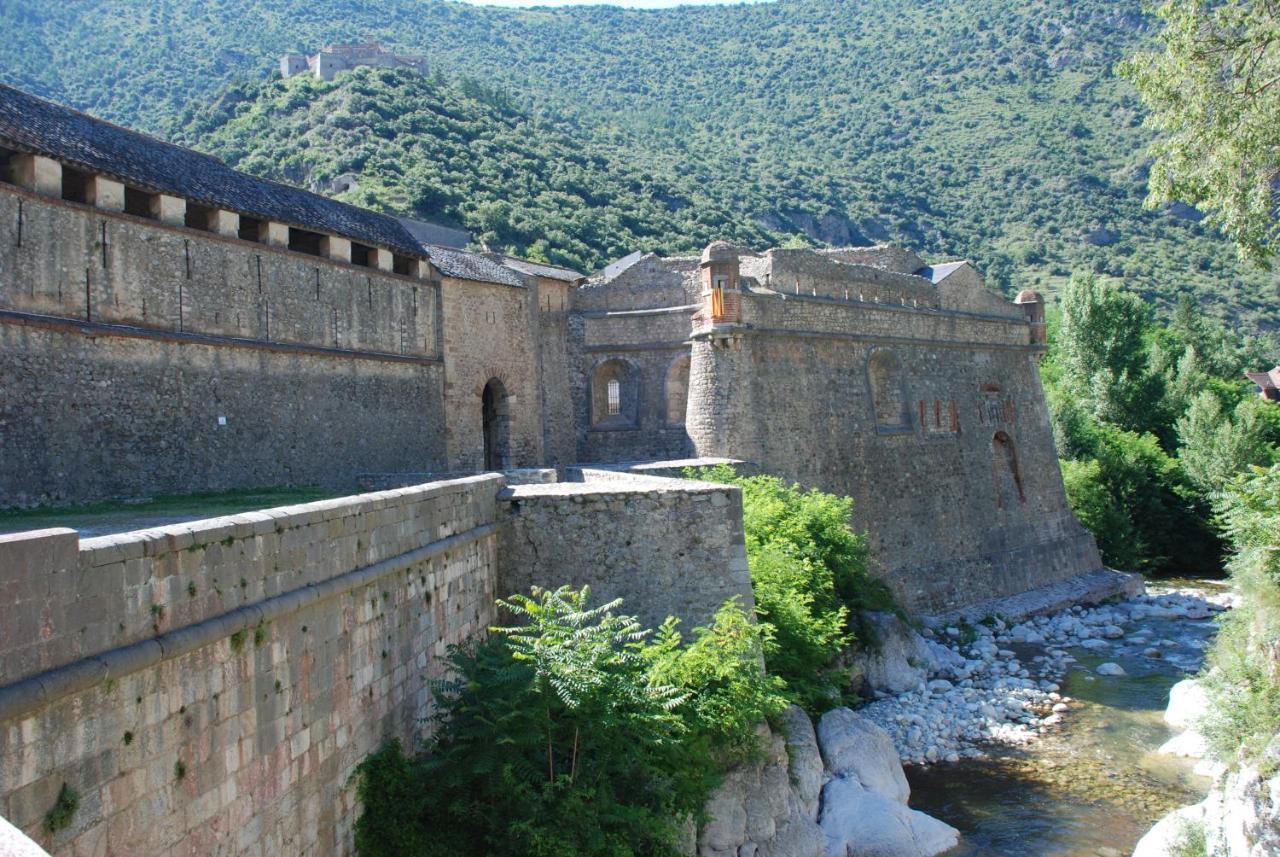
906,583,1225,857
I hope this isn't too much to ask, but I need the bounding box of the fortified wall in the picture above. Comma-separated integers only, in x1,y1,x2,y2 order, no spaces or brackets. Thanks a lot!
0,471,754,855
0,84,552,506
570,243,1097,612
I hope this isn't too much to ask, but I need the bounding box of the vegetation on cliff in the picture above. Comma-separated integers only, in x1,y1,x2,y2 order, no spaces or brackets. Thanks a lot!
1044,279,1278,575
168,69,776,272
354,474,877,853
686,465,890,711
6,0,1277,327
1199,465,1280,767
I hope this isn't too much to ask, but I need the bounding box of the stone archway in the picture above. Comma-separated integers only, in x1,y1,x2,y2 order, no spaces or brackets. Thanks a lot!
482,377,510,471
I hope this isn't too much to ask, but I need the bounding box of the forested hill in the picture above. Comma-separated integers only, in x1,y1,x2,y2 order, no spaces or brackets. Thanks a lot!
171,70,779,269
3,0,1278,328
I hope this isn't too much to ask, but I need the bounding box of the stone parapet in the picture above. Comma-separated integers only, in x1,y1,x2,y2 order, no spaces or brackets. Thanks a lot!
0,474,503,855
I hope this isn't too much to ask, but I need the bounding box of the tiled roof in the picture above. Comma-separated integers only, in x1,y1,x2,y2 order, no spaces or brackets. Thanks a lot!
423,244,526,287
1245,366,1280,390
916,261,969,284
0,83,425,259
496,256,584,282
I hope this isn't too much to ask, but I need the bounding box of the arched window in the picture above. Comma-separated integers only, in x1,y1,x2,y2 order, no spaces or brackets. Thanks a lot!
867,350,911,431
665,355,691,425
591,359,638,427
992,431,1026,508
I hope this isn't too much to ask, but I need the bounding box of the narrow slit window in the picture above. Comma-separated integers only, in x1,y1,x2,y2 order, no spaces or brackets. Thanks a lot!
607,379,621,416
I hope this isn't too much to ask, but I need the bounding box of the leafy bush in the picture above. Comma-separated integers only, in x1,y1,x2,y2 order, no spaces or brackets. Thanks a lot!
1060,458,1142,570
355,586,781,857
643,598,788,765
685,465,889,711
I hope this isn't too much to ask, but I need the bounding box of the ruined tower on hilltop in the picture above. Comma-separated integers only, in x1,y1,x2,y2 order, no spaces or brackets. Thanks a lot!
279,42,428,81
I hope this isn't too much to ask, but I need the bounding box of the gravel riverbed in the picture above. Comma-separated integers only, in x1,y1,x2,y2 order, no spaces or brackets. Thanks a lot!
860,586,1235,767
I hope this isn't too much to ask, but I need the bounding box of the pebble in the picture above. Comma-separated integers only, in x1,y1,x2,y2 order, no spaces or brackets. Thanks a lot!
860,586,1233,766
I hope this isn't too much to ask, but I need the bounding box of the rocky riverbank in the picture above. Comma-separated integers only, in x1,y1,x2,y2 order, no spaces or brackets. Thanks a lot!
695,582,1237,857
856,586,1233,767
1134,677,1280,856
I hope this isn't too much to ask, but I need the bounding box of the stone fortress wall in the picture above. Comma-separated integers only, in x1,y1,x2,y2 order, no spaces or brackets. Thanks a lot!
570,243,1097,612
0,186,449,507
0,475,505,855
0,84,1112,855
0,470,753,855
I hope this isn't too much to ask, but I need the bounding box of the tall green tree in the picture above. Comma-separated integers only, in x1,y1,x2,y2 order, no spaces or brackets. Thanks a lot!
1121,0,1280,264
1054,274,1164,433
1176,391,1275,492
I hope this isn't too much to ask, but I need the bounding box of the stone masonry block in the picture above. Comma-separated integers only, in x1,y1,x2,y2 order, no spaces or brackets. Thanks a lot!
209,210,240,238
264,221,290,247
373,248,393,272
11,154,61,196
322,236,351,264
150,194,185,226
0,528,79,576
85,176,125,211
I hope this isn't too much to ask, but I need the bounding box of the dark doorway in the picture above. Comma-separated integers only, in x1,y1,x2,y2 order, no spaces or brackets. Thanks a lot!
481,378,509,471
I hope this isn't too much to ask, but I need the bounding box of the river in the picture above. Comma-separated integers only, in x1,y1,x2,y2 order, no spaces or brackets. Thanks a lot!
906,582,1226,857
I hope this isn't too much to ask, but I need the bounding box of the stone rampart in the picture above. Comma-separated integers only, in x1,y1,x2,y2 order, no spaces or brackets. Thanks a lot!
0,475,503,855
686,299,1100,612
0,187,447,507
0,189,438,357
498,472,754,629
753,250,941,308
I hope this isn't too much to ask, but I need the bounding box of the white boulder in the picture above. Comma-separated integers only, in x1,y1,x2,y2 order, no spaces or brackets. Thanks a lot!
820,777,960,857
1165,679,1211,731
817,708,909,804
1131,801,1206,857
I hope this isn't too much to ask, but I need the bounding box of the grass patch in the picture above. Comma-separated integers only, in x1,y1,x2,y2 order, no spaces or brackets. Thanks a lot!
44,783,79,834
0,485,339,537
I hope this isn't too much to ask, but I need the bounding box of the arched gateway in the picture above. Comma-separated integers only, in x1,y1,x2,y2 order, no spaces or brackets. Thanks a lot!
482,378,510,471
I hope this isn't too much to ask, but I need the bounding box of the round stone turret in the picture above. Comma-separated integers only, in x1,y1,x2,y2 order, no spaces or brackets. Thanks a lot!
701,240,739,266
1015,288,1047,346
700,241,742,324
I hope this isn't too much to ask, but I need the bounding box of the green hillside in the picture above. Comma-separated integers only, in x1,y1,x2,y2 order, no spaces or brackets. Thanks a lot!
3,0,1278,327
171,69,779,270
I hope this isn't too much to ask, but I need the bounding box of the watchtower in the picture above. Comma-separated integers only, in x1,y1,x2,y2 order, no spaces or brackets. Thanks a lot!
701,240,742,326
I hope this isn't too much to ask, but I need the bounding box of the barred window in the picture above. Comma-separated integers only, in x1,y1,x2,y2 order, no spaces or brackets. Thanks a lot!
607,379,621,416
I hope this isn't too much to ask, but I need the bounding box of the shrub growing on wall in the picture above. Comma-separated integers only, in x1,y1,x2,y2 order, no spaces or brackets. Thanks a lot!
354,586,783,857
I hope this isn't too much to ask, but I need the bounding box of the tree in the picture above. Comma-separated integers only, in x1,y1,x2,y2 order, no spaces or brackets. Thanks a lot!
1121,0,1280,264
1176,390,1275,493
1054,274,1163,433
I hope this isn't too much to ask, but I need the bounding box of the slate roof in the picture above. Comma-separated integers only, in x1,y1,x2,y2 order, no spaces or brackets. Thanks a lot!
495,256,584,282
0,83,426,259
396,216,471,250
916,261,969,284
422,244,526,287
